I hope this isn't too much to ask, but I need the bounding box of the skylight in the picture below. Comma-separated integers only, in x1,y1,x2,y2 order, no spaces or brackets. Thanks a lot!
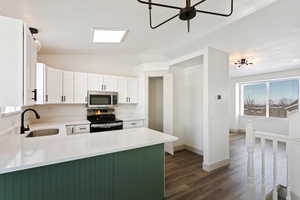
92,29,127,43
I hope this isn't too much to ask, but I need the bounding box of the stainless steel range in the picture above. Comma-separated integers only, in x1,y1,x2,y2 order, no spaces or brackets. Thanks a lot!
87,108,123,133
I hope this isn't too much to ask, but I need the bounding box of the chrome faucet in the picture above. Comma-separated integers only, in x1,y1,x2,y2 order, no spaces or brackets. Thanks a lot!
20,108,40,134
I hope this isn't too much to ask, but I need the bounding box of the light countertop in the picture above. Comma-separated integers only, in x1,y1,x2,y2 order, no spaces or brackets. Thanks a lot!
0,127,177,175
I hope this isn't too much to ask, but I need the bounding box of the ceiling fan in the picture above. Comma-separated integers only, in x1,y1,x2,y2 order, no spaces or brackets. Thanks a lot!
137,0,234,32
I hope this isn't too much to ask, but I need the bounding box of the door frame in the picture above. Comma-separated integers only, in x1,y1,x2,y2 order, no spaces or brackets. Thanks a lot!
144,70,174,155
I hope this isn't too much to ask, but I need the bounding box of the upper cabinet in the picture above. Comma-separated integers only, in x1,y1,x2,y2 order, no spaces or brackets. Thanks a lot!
37,65,139,105
0,16,36,107
87,74,118,92
24,24,37,106
74,72,88,104
62,71,74,104
118,78,139,104
87,73,102,91
102,76,118,92
46,67,62,104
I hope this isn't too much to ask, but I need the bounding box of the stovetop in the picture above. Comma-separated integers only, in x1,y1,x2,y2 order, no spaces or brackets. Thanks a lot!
87,108,123,125
87,114,123,124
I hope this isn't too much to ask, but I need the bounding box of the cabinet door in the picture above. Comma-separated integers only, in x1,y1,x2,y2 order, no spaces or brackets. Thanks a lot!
23,25,37,106
30,40,37,101
127,78,139,104
23,25,34,106
87,74,102,91
117,79,128,104
62,71,74,104
74,72,88,104
103,76,118,92
46,67,62,104
36,63,46,104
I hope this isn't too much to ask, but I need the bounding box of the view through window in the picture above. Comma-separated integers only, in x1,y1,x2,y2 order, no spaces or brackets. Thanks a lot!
242,79,299,118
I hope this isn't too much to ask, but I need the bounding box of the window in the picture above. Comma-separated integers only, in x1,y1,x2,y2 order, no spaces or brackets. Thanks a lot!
243,84,267,116
241,78,299,118
269,80,299,118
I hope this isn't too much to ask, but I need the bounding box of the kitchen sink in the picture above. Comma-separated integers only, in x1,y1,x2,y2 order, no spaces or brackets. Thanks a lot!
26,129,59,138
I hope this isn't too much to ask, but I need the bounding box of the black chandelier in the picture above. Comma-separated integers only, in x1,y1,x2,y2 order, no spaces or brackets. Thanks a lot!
137,0,233,32
234,58,253,69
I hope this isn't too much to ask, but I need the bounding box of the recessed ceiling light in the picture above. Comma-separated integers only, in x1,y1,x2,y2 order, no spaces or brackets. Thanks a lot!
92,29,127,43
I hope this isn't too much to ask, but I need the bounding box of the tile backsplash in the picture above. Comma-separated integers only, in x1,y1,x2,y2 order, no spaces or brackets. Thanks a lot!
29,104,143,124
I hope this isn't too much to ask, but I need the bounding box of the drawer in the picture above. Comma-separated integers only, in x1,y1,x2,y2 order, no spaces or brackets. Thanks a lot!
66,124,90,135
123,120,144,129
73,124,90,134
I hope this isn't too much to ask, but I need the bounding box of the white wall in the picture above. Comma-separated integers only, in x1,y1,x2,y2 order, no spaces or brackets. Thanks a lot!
38,54,140,77
0,0,24,20
172,65,204,152
229,68,300,135
203,48,230,170
172,67,187,147
184,67,204,152
148,77,163,132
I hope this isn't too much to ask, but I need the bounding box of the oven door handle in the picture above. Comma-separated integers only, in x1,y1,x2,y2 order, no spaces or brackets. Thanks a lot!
91,123,123,128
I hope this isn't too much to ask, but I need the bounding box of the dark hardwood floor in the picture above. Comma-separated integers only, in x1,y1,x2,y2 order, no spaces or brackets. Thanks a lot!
165,133,287,200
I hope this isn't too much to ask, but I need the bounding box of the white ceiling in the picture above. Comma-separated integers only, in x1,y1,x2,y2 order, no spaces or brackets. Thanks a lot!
17,0,275,54
165,0,300,77
2,0,300,77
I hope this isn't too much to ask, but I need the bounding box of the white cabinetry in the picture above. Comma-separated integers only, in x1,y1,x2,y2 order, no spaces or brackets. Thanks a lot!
123,120,144,129
87,73,102,91
87,74,118,92
23,24,37,106
74,72,88,104
36,63,46,104
62,71,74,104
102,76,118,92
0,16,36,107
118,78,139,104
36,65,139,105
46,67,62,104
45,68,74,104
127,78,139,104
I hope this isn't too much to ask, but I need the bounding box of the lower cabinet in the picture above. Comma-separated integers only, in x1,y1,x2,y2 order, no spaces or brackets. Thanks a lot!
0,144,164,200
123,119,145,129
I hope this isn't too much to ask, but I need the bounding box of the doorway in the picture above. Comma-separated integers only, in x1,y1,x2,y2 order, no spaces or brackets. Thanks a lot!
148,77,164,132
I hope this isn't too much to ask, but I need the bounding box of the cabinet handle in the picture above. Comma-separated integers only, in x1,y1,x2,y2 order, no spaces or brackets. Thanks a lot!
45,95,48,102
61,96,64,102
129,97,130,103
32,89,37,102
64,96,66,102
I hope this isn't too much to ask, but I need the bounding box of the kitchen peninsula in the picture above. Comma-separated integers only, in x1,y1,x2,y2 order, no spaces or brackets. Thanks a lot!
0,128,177,200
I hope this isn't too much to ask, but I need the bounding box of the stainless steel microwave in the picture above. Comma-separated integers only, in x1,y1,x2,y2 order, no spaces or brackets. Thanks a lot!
87,91,118,107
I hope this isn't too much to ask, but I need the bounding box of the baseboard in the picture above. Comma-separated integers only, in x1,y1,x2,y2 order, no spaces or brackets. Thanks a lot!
203,159,230,172
185,145,203,155
174,145,186,152
174,145,203,156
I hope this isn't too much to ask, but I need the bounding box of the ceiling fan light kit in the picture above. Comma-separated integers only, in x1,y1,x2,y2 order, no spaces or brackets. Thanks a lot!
137,0,234,32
